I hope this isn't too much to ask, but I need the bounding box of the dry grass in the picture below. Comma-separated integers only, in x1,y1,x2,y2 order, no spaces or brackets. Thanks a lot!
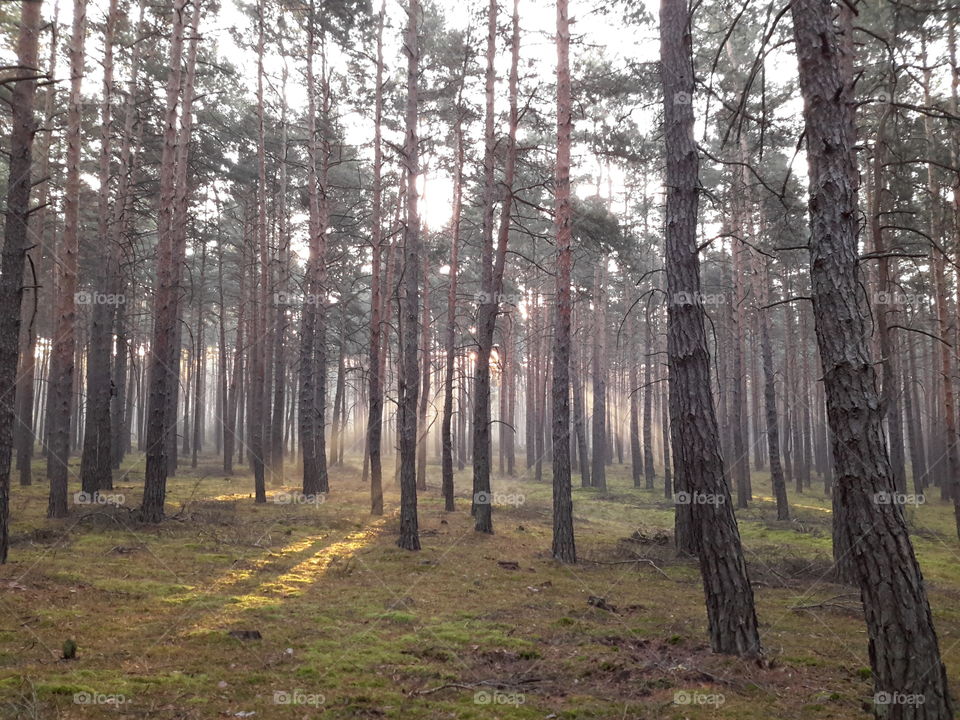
1,454,959,718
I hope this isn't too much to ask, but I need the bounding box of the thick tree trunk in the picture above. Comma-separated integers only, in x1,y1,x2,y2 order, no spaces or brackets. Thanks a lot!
792,0,953,712
15,1,57,490
140,0,195,521
661,0,760,655
48,0,87,518
921,37,960,535
0,0,43,561
551,0,576,563
397,0,421,551
471,0,518,534
300,4,331,498
80,0,121,496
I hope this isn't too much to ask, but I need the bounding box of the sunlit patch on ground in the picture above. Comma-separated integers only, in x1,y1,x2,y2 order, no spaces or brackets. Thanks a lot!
1,456,959,718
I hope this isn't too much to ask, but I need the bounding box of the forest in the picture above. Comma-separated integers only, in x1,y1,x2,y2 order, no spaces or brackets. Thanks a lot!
1,0,960,717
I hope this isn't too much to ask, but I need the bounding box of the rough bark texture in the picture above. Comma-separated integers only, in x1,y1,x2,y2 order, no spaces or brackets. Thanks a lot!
140,0,189,522
0,0,43,561
792,0,953,713
397,0,421,551
551,0,576,564
367,0,386,516
661,0,760,655
80,0,120,497
48,0,86,518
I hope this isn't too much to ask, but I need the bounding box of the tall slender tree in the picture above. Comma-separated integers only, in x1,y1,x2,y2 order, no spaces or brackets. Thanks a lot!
551,0,576,564
0,0,43,561
397,0,422,551
660,0,760,656
791,0,953,711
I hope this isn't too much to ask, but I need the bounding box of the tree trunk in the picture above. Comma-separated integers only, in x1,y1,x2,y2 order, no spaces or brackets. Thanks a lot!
661,0,760,655
367,0,386,515
0,0,43,560
471,0,519,534
590,261,607,490
48,0,87,518
441,106,465,512
140,0,196,521
792,0,953,712
550,0,576,563
80,0,121,496
758,257,788,520
397,0,422,551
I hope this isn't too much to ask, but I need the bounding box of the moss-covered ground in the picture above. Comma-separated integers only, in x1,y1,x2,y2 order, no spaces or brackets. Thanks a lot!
2,453,959,718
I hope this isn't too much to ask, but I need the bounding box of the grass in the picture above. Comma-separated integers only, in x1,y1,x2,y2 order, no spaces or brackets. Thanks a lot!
1,451,959,718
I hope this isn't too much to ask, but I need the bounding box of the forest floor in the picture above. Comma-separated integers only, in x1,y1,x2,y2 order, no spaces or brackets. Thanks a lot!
1,454,960,719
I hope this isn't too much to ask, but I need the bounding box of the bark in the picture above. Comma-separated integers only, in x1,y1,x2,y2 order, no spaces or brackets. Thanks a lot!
551,0,576,563
471,0,519,533
48,0,86,518
140,0,194,521
921,36,960,535
15,1,57,489
792,0,953,712
397,0,421,551
757,258,788,520
80,0,121,496
271,75,290,482
367,0,386,515
0,0,43,561
300,3,331,497
661,0,760,655
250,0,268,504
441,109,465,512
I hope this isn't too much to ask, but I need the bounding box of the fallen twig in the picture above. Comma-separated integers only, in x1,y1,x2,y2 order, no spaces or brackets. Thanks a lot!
586,557,673,581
